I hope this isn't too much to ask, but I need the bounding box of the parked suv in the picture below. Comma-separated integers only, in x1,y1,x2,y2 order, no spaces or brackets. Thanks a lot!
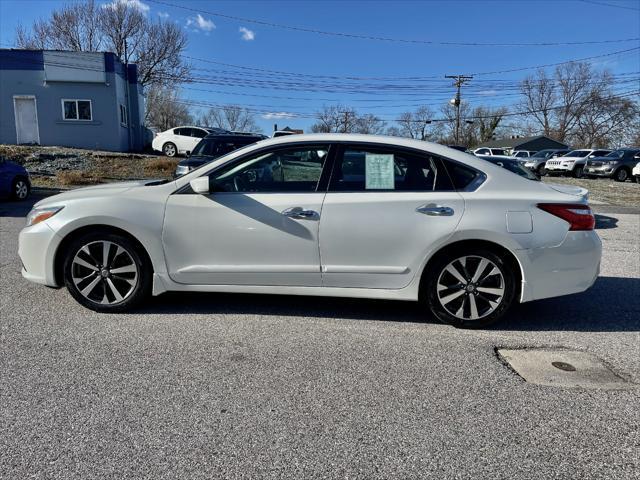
545,149,611,178
174,133,267,176
152,126,229,157
584,148,640,182
523,149,570,175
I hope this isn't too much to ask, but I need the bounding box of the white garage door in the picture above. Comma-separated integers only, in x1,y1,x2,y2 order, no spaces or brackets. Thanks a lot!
13,96,40,145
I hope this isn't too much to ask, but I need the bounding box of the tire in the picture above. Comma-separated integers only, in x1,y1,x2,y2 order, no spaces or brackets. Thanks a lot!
614,168,629,182
63,231,152,312
636,176,640,184
423,248,517,328
572,166,584,178
162,142,177,157
537,165,547,176
11,176,30,200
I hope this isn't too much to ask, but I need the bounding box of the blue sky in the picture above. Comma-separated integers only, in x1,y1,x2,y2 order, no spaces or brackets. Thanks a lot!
1,0,639,133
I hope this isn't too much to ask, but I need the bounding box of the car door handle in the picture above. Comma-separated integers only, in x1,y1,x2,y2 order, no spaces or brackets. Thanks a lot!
416,204,455,216
282,207,319,220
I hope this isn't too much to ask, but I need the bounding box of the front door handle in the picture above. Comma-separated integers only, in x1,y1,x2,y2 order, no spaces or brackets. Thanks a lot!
416,204,455,216
282,207,319,220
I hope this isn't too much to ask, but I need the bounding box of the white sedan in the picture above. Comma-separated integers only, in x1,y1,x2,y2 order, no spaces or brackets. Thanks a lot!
19,134,601,328
152,126,220,157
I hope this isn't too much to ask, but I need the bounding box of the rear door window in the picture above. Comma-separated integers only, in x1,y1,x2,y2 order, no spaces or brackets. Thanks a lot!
329,146,454,192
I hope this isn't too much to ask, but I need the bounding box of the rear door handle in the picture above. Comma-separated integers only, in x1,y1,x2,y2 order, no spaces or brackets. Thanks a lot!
282,207,319,220
416,204,455,216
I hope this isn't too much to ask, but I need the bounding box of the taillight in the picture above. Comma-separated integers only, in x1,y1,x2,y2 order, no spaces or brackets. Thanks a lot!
537,203,595,231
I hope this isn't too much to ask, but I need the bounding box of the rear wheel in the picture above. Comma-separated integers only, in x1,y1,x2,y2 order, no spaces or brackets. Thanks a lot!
63,232,151,312
614,167,629,182
163,142,177,157
11,176,30,200
424,249,517,328
573,166,584,178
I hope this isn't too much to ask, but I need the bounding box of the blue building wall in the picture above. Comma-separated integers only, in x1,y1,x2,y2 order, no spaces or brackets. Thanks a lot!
0,50,145,152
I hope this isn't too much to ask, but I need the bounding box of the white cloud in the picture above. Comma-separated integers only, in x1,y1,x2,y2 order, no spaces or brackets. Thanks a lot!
187,14,216,32
262,112,297,120
103,0,150,13
239,26,255,41
478,90,498,96
157,11,170,19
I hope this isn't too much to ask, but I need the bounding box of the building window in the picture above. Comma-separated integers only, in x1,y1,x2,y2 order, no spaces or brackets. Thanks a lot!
119,104,127,126
62,99,92,121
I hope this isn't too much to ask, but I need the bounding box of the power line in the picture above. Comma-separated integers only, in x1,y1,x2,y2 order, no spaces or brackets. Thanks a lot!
577,0,640,11
147,0,640,47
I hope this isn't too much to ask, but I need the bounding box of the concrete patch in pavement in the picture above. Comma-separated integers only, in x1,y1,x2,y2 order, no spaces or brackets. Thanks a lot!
497,348,635,389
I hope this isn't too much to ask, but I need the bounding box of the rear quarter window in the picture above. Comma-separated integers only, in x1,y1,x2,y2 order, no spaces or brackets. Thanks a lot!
441,160,481,190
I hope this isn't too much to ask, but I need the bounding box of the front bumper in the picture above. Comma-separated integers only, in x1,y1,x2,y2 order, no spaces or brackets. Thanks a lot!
544,163,573,174
18,221,62,287
584,165,615,177
516,230,601,303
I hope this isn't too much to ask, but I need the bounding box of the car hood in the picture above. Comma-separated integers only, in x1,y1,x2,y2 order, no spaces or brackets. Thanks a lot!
34,180,162,207
545,183,589,200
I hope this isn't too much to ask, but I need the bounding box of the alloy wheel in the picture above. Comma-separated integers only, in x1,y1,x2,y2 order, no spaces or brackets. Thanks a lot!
15,180,29,199
436,255,505,321
163,143,176,157
71,240,138,305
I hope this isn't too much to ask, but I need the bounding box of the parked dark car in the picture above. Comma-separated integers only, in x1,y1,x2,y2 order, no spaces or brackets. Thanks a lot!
522,149,570,176
477,155,540,181
584,148,640,182
174,133,268,176
446,145,467,152
0,157,30,200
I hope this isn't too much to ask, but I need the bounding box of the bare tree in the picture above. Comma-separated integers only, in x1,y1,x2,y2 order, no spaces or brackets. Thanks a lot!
310,105,361,133
199,106,261,133
395,106,434,140
574,93,638,148
355,114,386,134
519,62,615,143
472,106,508,143
15,0,188,87
145,86,192,132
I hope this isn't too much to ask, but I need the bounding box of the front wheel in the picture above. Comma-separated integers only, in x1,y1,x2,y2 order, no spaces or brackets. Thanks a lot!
537,165,547,176
63,232,151,312
424,249,517,328
573,166,584,178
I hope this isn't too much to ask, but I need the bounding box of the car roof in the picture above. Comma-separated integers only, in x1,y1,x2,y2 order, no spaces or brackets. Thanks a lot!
202,133,265,140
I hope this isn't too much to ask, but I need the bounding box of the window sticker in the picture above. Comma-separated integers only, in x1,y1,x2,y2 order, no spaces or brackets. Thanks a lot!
365,153,395,189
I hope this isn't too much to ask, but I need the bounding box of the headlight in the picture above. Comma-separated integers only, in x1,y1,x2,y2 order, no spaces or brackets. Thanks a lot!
26,206,64,227
608,160,619,165
175,165,189,176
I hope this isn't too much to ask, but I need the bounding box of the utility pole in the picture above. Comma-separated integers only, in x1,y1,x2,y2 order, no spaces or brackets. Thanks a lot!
445,74,473,144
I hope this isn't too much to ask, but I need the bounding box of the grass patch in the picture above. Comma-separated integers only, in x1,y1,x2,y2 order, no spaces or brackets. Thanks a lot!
56,170,100,186
143,157,179,177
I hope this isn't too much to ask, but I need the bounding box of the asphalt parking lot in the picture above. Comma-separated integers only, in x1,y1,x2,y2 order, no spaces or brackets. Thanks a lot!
1,193,639,479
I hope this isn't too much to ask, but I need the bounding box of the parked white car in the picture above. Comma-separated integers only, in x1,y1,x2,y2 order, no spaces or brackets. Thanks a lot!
152,126,223,157
545,149,611,178
473,147,509,156
633,161,640,183
19,134,601,328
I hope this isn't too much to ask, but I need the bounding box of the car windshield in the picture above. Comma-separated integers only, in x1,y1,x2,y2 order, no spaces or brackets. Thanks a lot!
605,150,625,159
191,139,216,156
565,150,591,157
532,150,553,158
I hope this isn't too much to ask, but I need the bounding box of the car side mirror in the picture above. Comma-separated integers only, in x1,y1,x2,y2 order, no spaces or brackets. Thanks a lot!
186,151,191,157
189,177,210,194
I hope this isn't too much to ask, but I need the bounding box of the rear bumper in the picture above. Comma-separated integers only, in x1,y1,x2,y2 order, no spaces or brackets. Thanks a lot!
516,230,601,303
18,221,61,287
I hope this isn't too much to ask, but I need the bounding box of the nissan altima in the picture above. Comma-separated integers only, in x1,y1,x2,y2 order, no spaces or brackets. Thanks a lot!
18,134,601,328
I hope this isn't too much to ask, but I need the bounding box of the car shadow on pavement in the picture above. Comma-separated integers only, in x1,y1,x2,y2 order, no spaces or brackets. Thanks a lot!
141,276,639,332
0,192,52,218
594,214,618,230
